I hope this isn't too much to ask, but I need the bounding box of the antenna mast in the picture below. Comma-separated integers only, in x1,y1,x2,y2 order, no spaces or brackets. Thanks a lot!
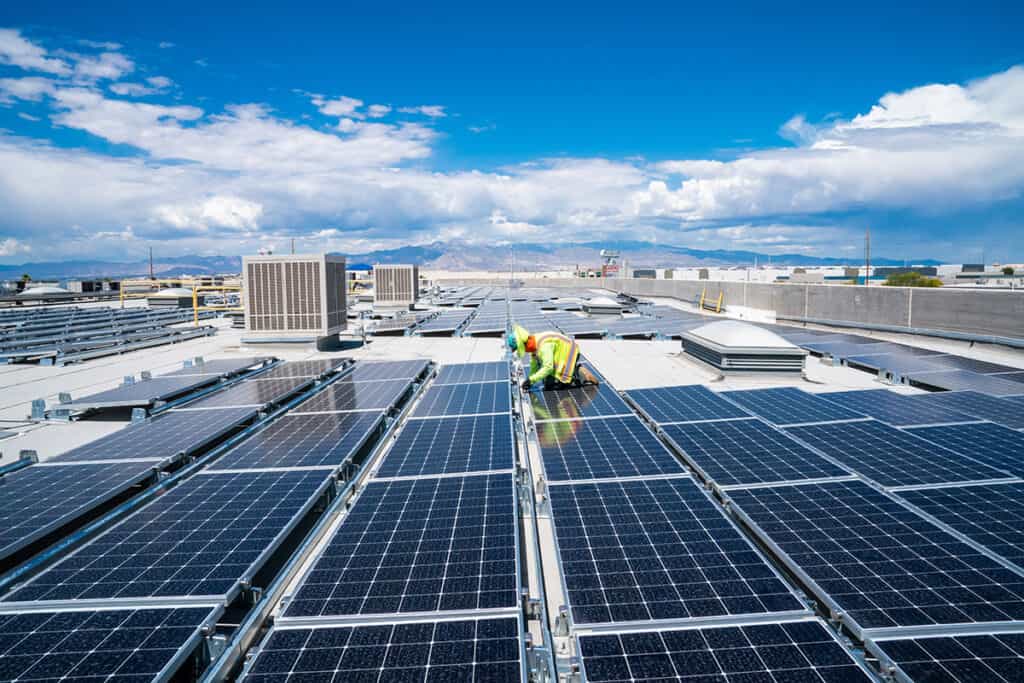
864,227,870,287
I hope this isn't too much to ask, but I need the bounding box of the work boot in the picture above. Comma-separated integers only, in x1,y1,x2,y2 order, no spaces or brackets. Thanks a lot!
577,365,600,386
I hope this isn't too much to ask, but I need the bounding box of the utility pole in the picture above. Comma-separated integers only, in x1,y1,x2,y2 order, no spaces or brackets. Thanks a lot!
291,238,295,255
864,227,871,287
149,247,154,281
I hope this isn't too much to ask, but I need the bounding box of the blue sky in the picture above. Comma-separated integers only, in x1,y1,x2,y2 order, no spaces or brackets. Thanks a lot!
0,1,1022,264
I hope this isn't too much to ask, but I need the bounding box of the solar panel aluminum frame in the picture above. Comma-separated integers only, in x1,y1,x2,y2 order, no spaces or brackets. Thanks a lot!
545,476,813,634
724,480,1024,641
864,624,1024,683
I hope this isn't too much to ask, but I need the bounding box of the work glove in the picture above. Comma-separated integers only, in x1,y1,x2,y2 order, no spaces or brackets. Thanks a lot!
520,379,531,392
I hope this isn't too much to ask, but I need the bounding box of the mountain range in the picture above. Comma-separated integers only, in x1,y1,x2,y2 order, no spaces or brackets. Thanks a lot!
0,241,943,279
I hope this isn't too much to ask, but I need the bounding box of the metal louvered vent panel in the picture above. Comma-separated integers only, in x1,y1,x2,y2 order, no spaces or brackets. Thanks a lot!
246,261,286,331
243,254,346,337
373,264,419,305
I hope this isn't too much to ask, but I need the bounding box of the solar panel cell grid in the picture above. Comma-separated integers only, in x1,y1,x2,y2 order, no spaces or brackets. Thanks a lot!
530,384,631,420
728,479,1024,631
818,389,976,426
907,422,1024,478
626,384,751,424
346,359,430,383
785,419,1011,488
290,378,410,413
908,369,1024,397
63,375,220,408
871,631,1024,683
722,387,865,426
411,381,510,418
550,477,804,626
245,618,522,682
579,620,872,683
284,473,517,618
375,413,515,478
433,361,509,385
179,377,312,409
250,359,344,380
538,415,686,482
910,390,1024,430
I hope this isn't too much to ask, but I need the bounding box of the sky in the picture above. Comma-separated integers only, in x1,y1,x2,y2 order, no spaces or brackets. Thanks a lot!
0,1,1022,264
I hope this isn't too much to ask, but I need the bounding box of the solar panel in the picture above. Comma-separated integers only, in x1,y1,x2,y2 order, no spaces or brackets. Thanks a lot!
284,473,517,618
997,370,1024,385
289,378,411,413
411,381,510,418
906,422,1024,478
844,352,950,375
177,376,313,409
54,406,256,463
346,359,430,382
869,630,1024,682
907,369,1024,397
662,419,849,487
208,411,385,471
626,384,751,424
0,462,157,567
727,479,1024,633
579,619,873,683
800,340,892,357
250,359,345,380
433,361,509,385
61,375,222,410
722,387,865,427
910,390,1024,430
165,356,271,377
818,388,976,426
538,415,686,482
244,617,523,682
5,469,330,602
549,477,804,626
530,384,631,420
375,413,515,478
786,419,1012,488
0,606,217,681
923,354,1021,375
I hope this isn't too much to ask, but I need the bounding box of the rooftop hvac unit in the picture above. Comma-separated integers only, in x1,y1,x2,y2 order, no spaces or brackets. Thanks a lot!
373,264,419,307
681,320,806,373
242,254,347,340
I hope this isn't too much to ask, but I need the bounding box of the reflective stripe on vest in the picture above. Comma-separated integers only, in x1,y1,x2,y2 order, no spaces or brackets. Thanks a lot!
534,331,579,383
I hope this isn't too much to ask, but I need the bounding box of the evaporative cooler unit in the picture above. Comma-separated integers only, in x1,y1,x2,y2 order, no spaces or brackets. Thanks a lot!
373,264,420,308
242,253,347,342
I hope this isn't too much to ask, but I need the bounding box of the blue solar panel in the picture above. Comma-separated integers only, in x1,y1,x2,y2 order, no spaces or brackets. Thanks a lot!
346,359,430,382
800,340,891,357
61,374,222,410
906,422,1024,478
284,473,517,618
579,619,873,683
0,462,157,568
251,359,344,380
0,606,217,681
899,482,1024,569
727,479,1024,632
410,381,510,418
209,412,385,471
244,617,523,682
662,419,849,487
375,413,515,478
626,384,751,424
530,384,631,420
910,390,1024,430
818,388,976,426
869,630,1024,682
433,361,509,385
178,376,313,409
786,419,1011,488
538,415,686,482
908,369,1024,397
165,356,270,377
922,355,1021,375
844,352,949,375
549,477,803,626
722,387,865,426
290,378,411,413
5,470,330,602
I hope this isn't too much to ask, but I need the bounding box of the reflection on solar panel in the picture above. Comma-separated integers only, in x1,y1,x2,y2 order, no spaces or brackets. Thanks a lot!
870,630,1024,682
54,406,256,463
346,359,430,382
662,419,849,487
908,422,1024,477
818,388,975,426
549,477,803,625
530,384,631,420
538,416,685,482
166,356,270,377
6,469,330,602
250,359,344,380
800,340,891,357
998,371,1024,385
722,387,864,427
786,419,1011,488
375,414,514,478
899,482,1024,569
61,375,222,410
579,619,872,683
728,479,1024,632
924,355,1020,375
245,617,522,682
433,361,509,385
411,381,510,418
911,390,1024,430
290,379,410,413
908,369,1024,396
178,376,313,409
0,606,216,682
0,462,157,566
626,384,751,424
284,474,517,617
845,352,949,375
209,412,384,471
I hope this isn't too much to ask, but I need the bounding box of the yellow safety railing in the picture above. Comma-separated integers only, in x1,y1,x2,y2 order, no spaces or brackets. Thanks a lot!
119,277,237,308
193,285,242,326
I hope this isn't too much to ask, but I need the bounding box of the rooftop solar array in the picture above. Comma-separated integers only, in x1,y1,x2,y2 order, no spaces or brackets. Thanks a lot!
530,383,632,420
415,309,474,335
923,354,1022,375
907,422,1024,477
249,358,345,380
345,358,430,383
164,356,271,377
410,380,510,418
175,375,314,409
907,369,1024,396
375,413,515,478
242,617,523,682
785,419,1012,489
59,374,224,411
818,388,977,426
661,418,849,488
538,415,686,482
5,469,331,603
289,378,411,413
727,479,1024,635
549,477,804,626
433,360,509,385
722,387,865,427
284,473,517,618
844,351,950,376
578,619,873,683
911,390,1024,430
0,605,218,682
868,629,1024,682
626,384,751,425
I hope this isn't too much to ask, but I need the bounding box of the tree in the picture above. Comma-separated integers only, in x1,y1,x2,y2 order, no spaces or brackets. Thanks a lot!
19,273,31,282
1003,266,1015,276
883,271,942,288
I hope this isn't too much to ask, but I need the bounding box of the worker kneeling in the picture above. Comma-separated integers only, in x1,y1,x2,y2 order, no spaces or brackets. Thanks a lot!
507,325,600,391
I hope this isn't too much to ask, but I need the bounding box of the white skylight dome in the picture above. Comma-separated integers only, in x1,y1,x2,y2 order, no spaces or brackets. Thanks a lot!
19,285,69,296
